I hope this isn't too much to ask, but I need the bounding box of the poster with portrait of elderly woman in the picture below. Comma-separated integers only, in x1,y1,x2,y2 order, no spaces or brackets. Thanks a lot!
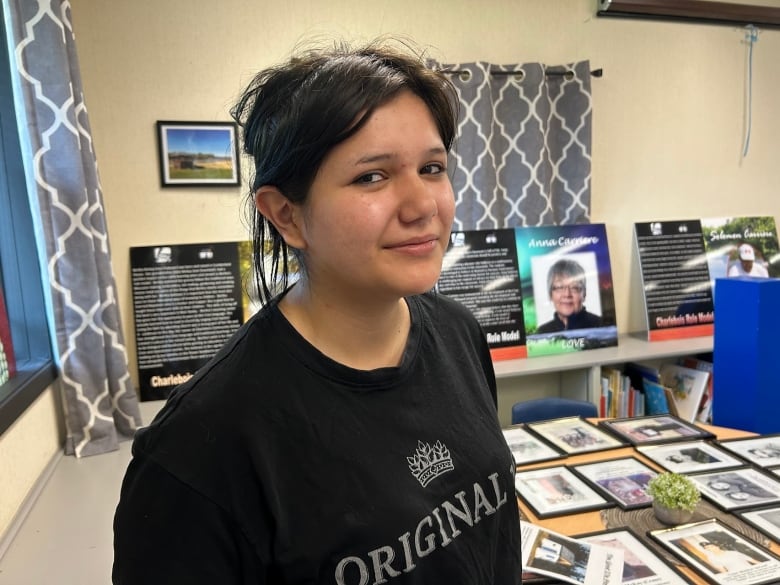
516,223,618,358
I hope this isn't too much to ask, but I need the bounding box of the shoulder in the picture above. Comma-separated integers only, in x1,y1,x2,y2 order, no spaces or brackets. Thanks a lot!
584,310,602,325
413,291,482,333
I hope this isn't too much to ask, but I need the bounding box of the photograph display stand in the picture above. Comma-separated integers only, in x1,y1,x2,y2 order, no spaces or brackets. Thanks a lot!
634,216,779,343
129,241,252,400
649,518,780,585
439,224,618,361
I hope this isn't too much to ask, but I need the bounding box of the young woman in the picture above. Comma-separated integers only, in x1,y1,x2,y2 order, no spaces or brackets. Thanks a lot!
112,39,522,584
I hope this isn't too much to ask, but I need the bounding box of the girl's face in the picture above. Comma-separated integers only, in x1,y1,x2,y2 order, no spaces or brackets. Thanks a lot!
294,90,455,304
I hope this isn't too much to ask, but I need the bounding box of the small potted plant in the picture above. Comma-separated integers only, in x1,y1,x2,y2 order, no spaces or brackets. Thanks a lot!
647,472,701,525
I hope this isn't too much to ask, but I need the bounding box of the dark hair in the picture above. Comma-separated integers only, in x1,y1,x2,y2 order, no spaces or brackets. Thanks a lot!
231,38,459,303
546,258,587,297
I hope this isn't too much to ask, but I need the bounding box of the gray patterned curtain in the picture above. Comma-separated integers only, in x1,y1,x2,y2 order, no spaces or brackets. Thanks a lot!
5,0,141,456
431,60,593,229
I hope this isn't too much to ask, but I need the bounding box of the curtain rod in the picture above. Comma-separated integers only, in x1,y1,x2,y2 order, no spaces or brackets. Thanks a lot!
441,68,603,79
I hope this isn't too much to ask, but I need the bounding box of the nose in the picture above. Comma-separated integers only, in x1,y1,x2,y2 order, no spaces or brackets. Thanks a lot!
398,174,439,224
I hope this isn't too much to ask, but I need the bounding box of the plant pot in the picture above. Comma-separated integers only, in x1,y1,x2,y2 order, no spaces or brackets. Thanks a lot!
653,501,694,525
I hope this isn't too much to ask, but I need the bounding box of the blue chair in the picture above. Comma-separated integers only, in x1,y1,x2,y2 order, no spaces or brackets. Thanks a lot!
511,397,598,425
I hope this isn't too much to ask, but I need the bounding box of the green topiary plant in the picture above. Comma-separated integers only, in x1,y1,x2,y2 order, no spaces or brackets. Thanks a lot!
647,472,701,512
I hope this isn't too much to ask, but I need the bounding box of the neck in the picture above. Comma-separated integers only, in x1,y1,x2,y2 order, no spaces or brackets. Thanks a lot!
279,283,411,370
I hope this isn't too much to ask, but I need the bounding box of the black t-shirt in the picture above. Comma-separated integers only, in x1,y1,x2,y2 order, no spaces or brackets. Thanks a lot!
113,292,522,584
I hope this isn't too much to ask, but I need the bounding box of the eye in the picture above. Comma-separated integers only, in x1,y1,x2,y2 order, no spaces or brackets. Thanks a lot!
421,162,446,175
353,171,385,185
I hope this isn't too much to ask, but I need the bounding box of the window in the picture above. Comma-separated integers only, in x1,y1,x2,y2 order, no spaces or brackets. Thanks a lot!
0,7,56,436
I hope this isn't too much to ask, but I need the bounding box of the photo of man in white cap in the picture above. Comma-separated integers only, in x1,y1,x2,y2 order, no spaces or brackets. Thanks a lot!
727,243,769,277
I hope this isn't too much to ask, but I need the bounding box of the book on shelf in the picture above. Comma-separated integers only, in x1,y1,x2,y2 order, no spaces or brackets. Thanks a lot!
599,366,644,419
677,355,713,424
641,378,671,416
604,358,712,422
439,224,618,361
658,362,710,423
633,215,779,342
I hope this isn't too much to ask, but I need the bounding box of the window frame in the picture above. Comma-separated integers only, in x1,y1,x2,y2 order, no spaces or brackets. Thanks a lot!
0,6,56,436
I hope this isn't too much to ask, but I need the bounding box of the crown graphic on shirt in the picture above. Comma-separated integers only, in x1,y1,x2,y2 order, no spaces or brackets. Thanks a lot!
407,440,454,487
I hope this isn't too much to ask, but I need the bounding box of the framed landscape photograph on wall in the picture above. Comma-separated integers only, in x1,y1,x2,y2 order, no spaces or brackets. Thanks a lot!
156,121,240,187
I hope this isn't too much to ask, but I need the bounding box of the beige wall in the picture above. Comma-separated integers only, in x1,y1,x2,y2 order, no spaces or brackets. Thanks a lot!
0,386,61,540
68,0,779,382
2,0,779,544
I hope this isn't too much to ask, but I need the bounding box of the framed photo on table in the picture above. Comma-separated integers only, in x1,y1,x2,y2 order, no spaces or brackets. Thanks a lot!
502,425,565,466
715,434,780,468
687,467,780,512
637,441,744,474
526,416,625,456
571,456,658,509
156,121,240,187
599,414,714,446
736,505,780,544
649,518,780,585
515,464,612,519
576,527,690,584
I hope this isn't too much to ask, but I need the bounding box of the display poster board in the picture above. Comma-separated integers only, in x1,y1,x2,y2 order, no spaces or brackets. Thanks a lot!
438,228,526,360
518,224,618,357
130,241,253,400
635,216,779,342
439,224,618,360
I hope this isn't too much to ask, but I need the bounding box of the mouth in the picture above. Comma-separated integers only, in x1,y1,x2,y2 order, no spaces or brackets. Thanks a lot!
387,235,440,255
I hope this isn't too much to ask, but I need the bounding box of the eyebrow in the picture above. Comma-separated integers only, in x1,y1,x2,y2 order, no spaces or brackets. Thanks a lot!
355,146,447,166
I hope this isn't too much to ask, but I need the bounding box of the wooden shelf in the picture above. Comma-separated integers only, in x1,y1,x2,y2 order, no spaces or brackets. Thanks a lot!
493,333,713,379
492,333,713,424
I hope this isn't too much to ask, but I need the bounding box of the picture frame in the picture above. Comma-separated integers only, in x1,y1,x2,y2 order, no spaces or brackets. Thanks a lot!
715,434,780,468
576,527,690,584
502,424,565,466
156,121,240,187
514,464,612,518
687,467,780,512
525,416,625,456
648,518,780,585
637,441,745,474
736,505,780,544
571,456,658,509
599,414,714,446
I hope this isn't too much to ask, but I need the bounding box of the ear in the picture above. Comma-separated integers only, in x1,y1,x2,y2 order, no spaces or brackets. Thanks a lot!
254,186,307,250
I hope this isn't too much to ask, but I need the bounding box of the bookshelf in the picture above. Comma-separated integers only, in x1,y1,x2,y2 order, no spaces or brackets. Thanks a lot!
494,333,713,426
